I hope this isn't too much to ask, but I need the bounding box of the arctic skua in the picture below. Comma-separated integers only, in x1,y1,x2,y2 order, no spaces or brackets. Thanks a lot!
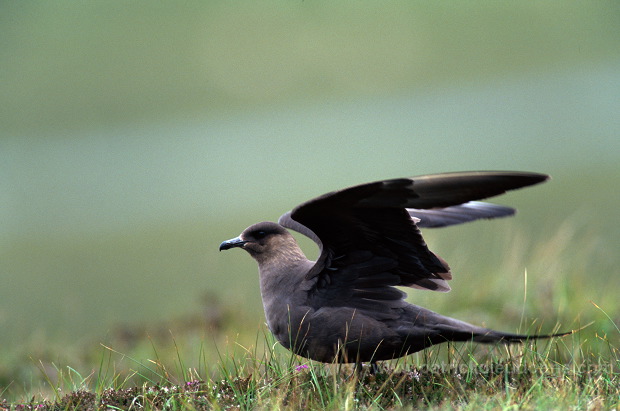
220,171,568,365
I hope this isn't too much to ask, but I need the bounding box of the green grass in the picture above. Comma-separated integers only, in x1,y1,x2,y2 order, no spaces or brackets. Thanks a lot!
2,212,619,409
2,325,618,410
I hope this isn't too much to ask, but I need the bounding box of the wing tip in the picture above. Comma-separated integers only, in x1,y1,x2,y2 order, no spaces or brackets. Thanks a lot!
410,278,452,292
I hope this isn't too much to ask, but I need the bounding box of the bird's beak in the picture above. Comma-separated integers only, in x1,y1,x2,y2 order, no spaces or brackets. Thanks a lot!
219,236,247,251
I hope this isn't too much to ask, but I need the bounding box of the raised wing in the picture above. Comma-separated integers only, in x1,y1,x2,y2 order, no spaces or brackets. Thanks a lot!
278,171,548,305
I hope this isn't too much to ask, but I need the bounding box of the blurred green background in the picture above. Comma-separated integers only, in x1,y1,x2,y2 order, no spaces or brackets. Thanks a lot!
1,1,619,355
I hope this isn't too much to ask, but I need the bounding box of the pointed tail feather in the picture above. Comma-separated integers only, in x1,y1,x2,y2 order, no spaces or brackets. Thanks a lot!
475,321,593,344
473,328,574,344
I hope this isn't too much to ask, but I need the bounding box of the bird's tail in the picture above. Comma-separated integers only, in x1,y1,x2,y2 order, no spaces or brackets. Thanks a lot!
405,305,579,348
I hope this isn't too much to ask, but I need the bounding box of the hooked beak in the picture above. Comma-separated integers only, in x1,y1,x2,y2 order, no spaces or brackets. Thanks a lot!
219,236,248,251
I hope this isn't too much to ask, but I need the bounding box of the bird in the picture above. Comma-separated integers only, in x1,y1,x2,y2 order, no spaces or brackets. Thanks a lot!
219,171,569,366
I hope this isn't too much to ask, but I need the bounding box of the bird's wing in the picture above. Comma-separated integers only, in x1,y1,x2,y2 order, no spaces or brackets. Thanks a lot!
278,171,549,307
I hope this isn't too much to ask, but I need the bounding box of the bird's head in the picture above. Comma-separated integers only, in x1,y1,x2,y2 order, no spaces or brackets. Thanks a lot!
220,222,304,264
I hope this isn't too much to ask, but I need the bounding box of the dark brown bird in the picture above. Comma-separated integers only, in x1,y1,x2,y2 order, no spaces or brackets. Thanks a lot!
219,171,568,365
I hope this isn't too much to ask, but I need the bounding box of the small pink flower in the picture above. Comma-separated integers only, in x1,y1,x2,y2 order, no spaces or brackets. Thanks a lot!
295,364,309,371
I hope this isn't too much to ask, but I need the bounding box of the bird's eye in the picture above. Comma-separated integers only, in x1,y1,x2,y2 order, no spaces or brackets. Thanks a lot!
254,230,267,239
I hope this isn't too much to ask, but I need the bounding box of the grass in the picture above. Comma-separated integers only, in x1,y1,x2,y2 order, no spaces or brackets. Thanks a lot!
1,209,618,409
2,326,618,410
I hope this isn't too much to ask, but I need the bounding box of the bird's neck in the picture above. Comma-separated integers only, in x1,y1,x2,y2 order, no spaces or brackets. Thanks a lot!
255,248,310,291
256,250,313,336
253,236,308,267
